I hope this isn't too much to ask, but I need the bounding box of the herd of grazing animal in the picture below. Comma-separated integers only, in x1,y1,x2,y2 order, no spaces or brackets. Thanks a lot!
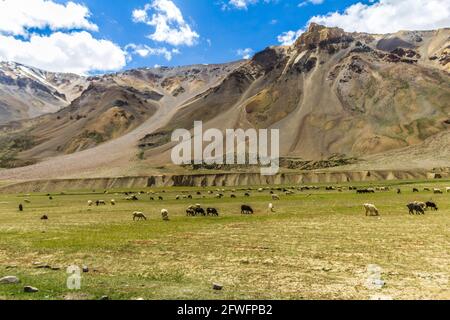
14,184,448,221
186,205,219,217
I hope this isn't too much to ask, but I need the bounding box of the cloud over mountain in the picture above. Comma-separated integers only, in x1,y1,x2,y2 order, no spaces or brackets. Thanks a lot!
132,0,199,47
310,0,450,33
0,0,126,74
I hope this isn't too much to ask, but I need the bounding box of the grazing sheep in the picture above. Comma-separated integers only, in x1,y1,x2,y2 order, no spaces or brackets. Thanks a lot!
87,200,93,207
414,201,427,210
241,205,254,215
110,199,116,206
161,209,170,221
230,194,236,198
271,194,280,201
397,189,402,194
24,199,31,204
446,187,450,193
41,215,48,220
96,200,106,206
133,212,147,221
158,196,164,201
268,203,275,212
407,203,425,215
434,188,443,194
186,208,196,216
245,193,251,197
426,201,438,211
176,195,181,200
363,204,380,217
357,189,375,194
195,207,206,216
413,188,419,193
19,204,23,212
207,208,219,217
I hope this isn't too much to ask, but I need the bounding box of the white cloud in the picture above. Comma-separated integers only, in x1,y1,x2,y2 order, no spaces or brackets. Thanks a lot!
125,44,180,61
299,0,325,7
132,0,199,47
227,0,258,10
0,0,127,74
224,0,277,10
309,0,450,34
237,48,254,59
277,29,304,46
0,31,126,75
0,0,98,36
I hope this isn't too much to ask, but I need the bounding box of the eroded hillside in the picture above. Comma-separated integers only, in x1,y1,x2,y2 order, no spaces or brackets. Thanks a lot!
0,24,448,180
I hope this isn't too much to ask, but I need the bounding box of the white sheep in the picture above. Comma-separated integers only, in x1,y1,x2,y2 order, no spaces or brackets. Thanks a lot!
110,199,116,206
364,203,380,216
272,194,280,200
268,203,275,212
87,200,93,206
434,188,443,194
446,187,450,193
161,209,170,221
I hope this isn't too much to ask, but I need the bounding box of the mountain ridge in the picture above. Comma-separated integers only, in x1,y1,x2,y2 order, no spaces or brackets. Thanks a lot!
0,24,449,180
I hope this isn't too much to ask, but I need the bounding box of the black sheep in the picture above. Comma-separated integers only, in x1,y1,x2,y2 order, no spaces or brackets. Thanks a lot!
241,205,254,215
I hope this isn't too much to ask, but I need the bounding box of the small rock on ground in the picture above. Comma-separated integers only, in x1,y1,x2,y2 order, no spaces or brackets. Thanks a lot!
0,276,20,284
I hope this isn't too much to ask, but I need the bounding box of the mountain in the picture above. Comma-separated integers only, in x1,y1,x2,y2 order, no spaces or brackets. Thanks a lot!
0,62,244,169
0,24,449,180
139,24,450,164
0,61,88,124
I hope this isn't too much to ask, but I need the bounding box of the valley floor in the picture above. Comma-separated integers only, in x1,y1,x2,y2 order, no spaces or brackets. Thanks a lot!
0,180,449,300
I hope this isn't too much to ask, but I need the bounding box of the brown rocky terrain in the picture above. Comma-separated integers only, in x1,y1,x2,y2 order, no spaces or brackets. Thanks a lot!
0,61,88,124
0,24,448,182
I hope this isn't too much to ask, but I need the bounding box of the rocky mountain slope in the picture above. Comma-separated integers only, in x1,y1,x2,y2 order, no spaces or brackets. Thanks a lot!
139,24,449,166
0,24,448,180
0,61,88,124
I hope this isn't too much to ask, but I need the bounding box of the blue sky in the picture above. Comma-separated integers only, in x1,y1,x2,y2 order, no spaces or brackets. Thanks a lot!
0,0,449,74
78,0,367,68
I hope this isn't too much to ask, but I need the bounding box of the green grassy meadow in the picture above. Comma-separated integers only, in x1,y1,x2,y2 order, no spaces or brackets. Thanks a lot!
0,179,449,300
